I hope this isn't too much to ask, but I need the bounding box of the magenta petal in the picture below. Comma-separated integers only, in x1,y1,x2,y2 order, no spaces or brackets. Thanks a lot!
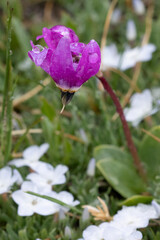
70,42,86,55
39,25,79,51
50,37,76,89
76,40,101,84
28,42,53,75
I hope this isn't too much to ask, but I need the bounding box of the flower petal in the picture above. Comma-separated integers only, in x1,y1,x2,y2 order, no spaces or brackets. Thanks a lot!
28,41,53,75
76,40,101,85
50,37,77,90
37,25,79,50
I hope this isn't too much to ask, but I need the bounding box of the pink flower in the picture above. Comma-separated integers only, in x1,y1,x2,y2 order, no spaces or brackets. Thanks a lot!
28,25,101,105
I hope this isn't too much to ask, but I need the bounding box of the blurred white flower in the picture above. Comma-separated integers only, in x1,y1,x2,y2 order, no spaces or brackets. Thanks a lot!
26,162,68,190
111,8,121,25
124,89,159,126
82,223,142,240
12,181,59,216
152,200,160,216
18,58,32,71
87,158,96,177
59,208,66,220
112,204,158,232
101,44,120,71
126,20,137,42
120,44,156,71
132,0,145,16
101,44,156,71
9,143,49,168
0,166,23,194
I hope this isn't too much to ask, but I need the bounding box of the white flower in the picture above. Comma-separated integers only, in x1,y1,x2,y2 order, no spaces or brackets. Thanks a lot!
132,0,145,16
111,8,121,25
12,181,79,216
49,191,80,212
26,162,68,190
126,20,137,42
87,158,96,177
0,166,23,194
120,44,156,71
9,143,49,168
101,44,156,71
112,204,158,232
101,44,121,71
12,181,60,216
124,89,159,126
152,200,160,216
82,222,142,240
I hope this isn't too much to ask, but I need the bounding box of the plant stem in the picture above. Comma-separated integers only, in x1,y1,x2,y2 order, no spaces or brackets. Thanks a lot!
26,191,81,214
0,6,13,166
97,74,147,182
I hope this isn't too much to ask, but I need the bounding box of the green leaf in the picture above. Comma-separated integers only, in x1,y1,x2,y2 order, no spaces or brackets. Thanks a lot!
119,195,153,206
94,145,147,198
139,126,160,181
41,97,56,121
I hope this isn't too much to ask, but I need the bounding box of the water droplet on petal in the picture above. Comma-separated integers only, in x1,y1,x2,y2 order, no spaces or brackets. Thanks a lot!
32,45,44,53
89,53,99,64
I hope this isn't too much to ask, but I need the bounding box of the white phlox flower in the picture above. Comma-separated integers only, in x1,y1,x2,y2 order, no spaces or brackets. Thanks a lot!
124,89,159,126
126,20,137,42
0,166,23,194
82,222,142,240
12,181,60,216
101,44,156,71
9,143,49,168
152,200,160,217
112,203,158,232
26,161,68,190
48,191,80,213
132,0,145,16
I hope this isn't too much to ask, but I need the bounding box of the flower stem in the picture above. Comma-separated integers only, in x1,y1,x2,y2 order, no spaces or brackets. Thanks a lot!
0,6,13,166
97,74,147,182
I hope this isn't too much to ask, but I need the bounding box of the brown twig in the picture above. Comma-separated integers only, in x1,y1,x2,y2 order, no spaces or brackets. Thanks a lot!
13,78,50,107
141,128,160,143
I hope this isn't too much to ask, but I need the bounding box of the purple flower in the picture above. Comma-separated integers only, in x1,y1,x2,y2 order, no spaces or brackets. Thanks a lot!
28,25,101,106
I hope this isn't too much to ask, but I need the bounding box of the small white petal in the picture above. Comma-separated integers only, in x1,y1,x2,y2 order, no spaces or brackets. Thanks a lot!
152,200,160,217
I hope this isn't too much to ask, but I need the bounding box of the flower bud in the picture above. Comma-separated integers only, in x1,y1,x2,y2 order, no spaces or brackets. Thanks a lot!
126,20,137,42
82,208,90,222
111,9,121,25
87,158,96,177
64,226,72,238
132,0,145,16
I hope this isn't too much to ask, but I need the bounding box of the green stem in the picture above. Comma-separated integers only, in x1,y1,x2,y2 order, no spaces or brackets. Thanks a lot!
0,6,13,166
26,191,81,214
